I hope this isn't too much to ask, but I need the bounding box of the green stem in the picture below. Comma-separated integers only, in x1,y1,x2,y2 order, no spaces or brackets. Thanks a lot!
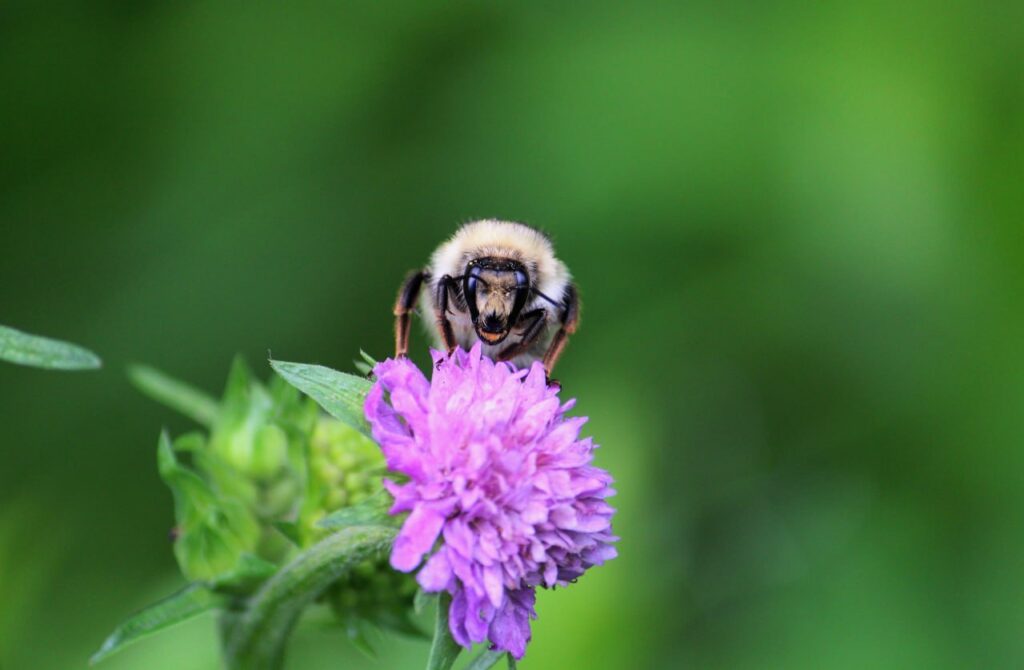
426,592,463,670
223,525,396,670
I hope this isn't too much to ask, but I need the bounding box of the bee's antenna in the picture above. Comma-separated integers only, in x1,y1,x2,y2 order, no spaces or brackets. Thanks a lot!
531,288,562,307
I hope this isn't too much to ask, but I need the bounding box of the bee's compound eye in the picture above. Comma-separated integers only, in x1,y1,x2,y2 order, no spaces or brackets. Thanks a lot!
463,268,481,322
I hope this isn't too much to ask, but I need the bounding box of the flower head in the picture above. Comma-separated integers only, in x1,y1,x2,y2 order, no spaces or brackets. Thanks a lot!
364,344,617,658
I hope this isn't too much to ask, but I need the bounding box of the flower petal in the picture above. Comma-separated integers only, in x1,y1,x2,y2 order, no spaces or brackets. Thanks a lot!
391,506,446,572
417,548,453,591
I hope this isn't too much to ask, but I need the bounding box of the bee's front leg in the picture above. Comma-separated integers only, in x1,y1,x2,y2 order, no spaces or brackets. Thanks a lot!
496,309,547,363
434,275,459,356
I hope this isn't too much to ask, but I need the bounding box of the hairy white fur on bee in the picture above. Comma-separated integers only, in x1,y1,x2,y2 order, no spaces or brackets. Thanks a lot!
429,220,570,298
422,220,572,367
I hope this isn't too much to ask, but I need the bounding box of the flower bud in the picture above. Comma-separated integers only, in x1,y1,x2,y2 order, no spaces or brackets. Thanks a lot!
158,433,261,582
251,424,289,479
174,499,261,582
298,418,385,545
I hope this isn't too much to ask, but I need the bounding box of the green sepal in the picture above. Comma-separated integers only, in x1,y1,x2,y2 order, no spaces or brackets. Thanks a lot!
158,431,218,513
0,324,101,370
90,583,226,665
366,607,427,639
414,588,436,616
268,359,373,437
223,355,253,412
353,350,379,376
464,649,507,670
273,520,303,547
172,432,207,452
128,364,220,426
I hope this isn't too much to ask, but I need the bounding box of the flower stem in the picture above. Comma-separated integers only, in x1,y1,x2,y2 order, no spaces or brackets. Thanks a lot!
222,525,396,670
426,592,462,670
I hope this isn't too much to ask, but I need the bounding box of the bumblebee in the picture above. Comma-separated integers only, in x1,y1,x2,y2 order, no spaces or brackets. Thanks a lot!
394,220,579,375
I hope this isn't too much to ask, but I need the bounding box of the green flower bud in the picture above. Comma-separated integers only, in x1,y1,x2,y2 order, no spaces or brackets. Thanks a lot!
208,357,294,481
251,424,288,479
298,418,385,546
158,433,261,582
174,499,261,582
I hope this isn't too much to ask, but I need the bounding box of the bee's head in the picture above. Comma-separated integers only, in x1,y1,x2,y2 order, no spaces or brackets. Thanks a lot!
463,258,530,345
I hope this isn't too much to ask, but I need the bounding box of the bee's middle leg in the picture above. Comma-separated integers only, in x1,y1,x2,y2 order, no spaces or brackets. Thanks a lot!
394,270,426,358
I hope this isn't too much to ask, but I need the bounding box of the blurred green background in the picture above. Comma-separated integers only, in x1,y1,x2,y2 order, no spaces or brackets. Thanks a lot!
2,2,1022,668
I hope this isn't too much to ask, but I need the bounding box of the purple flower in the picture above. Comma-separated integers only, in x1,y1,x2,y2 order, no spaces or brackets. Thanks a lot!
364,344,617,659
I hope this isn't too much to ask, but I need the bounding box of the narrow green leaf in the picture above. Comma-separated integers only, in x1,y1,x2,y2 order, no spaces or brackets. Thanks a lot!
268,359,373,437
359,350,378,369
465,649,506,670
318,490,397,530
128,364,220,426
353,359,373,376
426,592,462,670
0,324,100,370
223,525,396,669
91,583,226,664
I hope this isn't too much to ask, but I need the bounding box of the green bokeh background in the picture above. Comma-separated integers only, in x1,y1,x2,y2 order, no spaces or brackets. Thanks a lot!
2,3,1022,668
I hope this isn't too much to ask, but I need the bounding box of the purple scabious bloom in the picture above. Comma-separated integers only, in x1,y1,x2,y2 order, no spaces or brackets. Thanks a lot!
363,344,617,658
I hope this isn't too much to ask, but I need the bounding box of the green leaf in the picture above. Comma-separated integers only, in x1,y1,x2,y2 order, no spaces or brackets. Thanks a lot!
318,490,398,530
0,324,100,370
128,364,220,426
346,622,379,660
272,520,303,547
223,524,397,669
426,592,462,670
414,588,435,616
368,607,429,640
91,583,226,664
268,359,373,437
465,649,506,670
